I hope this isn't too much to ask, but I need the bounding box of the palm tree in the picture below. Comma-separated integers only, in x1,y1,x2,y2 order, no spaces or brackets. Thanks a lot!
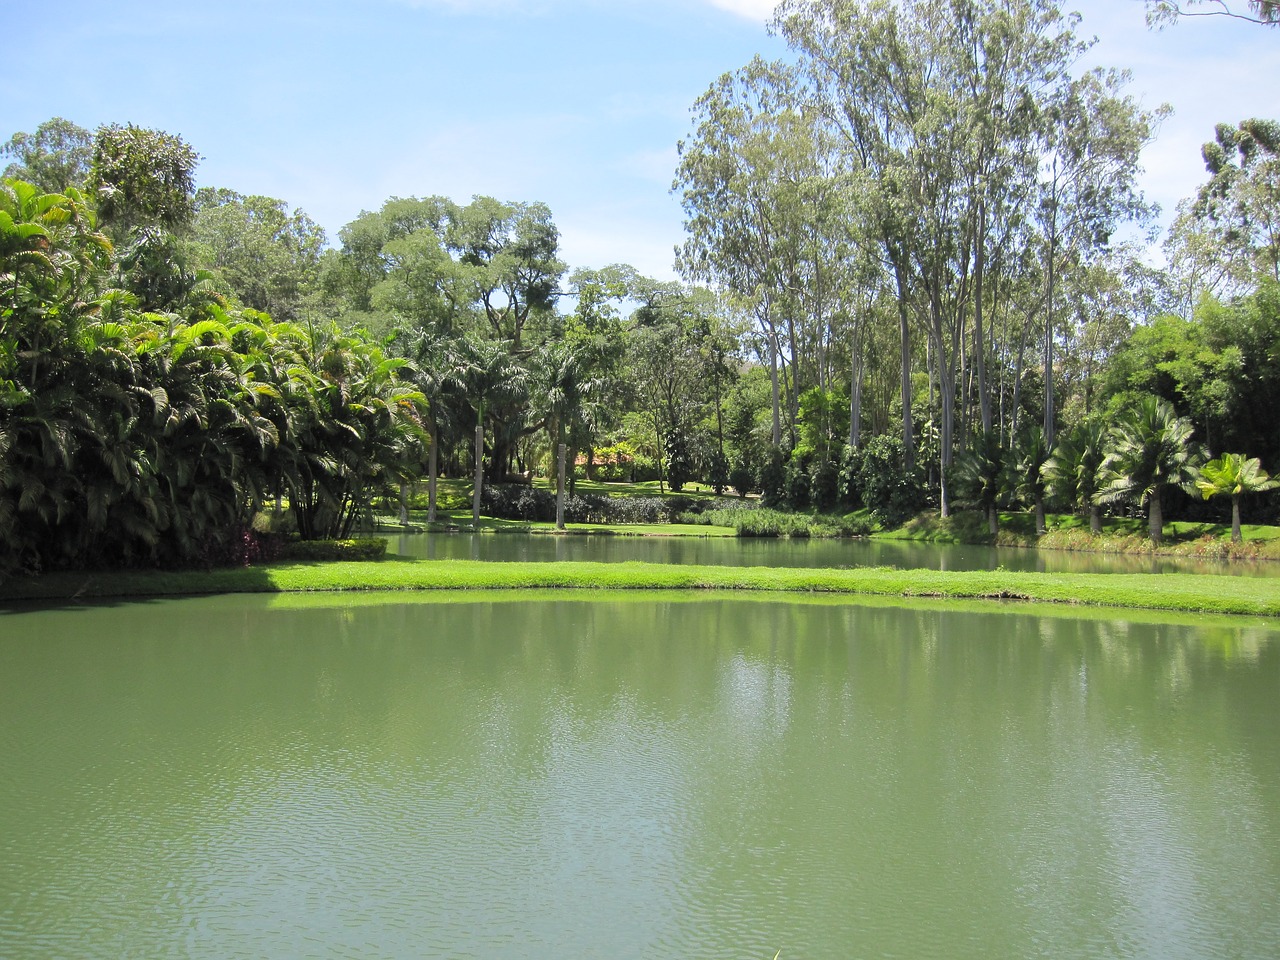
1011,425,1052,536
1098,396,1202,545
531,339,602,530
1045,420,1107,534
403,328,469,523
951,430,1006,536
460,336,528,524
1195,453,1278,543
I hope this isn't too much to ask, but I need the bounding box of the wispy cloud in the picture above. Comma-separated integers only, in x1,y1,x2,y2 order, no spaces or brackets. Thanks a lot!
704,0,778,21
386,0,778,22
384,0,554,14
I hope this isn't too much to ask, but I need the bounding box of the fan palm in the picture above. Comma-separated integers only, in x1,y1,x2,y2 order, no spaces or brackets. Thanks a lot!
1195,453,1278,543
1045,420,1107,534
1098,396,1202,545
951,431,1006,536
1011,425,1052,536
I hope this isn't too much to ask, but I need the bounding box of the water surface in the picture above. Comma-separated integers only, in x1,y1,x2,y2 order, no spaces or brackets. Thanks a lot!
387,530,1278,576
2,594,1278,959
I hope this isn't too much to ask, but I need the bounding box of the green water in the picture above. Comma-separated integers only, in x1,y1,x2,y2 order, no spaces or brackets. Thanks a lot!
3,594,1278,959
385,530,1279,576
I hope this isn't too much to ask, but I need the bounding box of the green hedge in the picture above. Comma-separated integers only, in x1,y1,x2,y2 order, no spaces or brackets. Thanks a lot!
278,538,388,562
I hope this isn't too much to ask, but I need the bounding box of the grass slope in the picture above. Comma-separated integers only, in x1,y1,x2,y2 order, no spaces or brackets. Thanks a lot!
5,559,1278,618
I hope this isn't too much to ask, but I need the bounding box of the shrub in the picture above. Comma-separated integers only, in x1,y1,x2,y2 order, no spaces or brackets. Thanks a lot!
838,444,862,509
858,433,926,527
706,449,730,495
759,446,787,507
480,486,680,524
685,505,869,538
279,538,388,562
729,458,754,498
810,457,840,512
195,525,284,569
665,426,694,492
784,453,812,510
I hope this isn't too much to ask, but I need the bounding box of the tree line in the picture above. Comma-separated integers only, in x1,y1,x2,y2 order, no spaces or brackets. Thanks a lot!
673,0,1280,534
3,0,1279,577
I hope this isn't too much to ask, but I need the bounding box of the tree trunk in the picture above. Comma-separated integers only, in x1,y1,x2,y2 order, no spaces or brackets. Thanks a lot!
399,482,409,526
1089,502,1102,535
427,425,439,523
850,347,863,450
472,422,484,525
974,199,992,435
1035,495,1045,537
893,262,915,471
556,441,566,531
1232,494,1243,544
988,504,998,536
1044,182,1059,449
1148,485,1163,544
768,331,782,447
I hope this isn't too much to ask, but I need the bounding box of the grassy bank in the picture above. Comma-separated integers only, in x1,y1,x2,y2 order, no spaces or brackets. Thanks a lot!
878,510,1280,561
4,558,1277,617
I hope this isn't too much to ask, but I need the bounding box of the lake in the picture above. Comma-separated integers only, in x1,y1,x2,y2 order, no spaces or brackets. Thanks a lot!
2,592,1277,958
385,529,1279,576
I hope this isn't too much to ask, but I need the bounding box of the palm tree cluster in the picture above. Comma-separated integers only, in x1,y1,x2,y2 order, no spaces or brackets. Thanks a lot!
952,396,1276,544
1,178,423,578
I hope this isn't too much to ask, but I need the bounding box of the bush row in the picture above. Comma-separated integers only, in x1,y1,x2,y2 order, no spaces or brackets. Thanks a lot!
681,506,871,538
278,538,389,562
479,486,737,524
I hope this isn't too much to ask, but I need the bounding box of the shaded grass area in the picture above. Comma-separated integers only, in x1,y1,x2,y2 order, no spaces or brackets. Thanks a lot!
4,558,1277,617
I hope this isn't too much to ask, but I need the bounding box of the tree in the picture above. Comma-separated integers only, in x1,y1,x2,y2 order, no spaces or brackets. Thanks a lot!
1174,120,1280,297
190,188,327,322
1098,396,1202,544
1,118,93,193
952,430,1007,535
1146,1,1280,27
770,0,1158,512
445,196,565,350
531,339,602,529
459,335,528,522
1045,419,1107,534
90,124,199,239
1033,68,1163,446
398,328,469,522
1011,425,1052,535
675,57,818,448
1195,453,1278,541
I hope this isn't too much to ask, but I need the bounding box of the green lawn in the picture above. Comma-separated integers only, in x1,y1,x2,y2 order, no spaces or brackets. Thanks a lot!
5,557,1278,618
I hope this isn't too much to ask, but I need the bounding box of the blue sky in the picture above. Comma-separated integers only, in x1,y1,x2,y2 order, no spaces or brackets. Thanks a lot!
7,0,1279,280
